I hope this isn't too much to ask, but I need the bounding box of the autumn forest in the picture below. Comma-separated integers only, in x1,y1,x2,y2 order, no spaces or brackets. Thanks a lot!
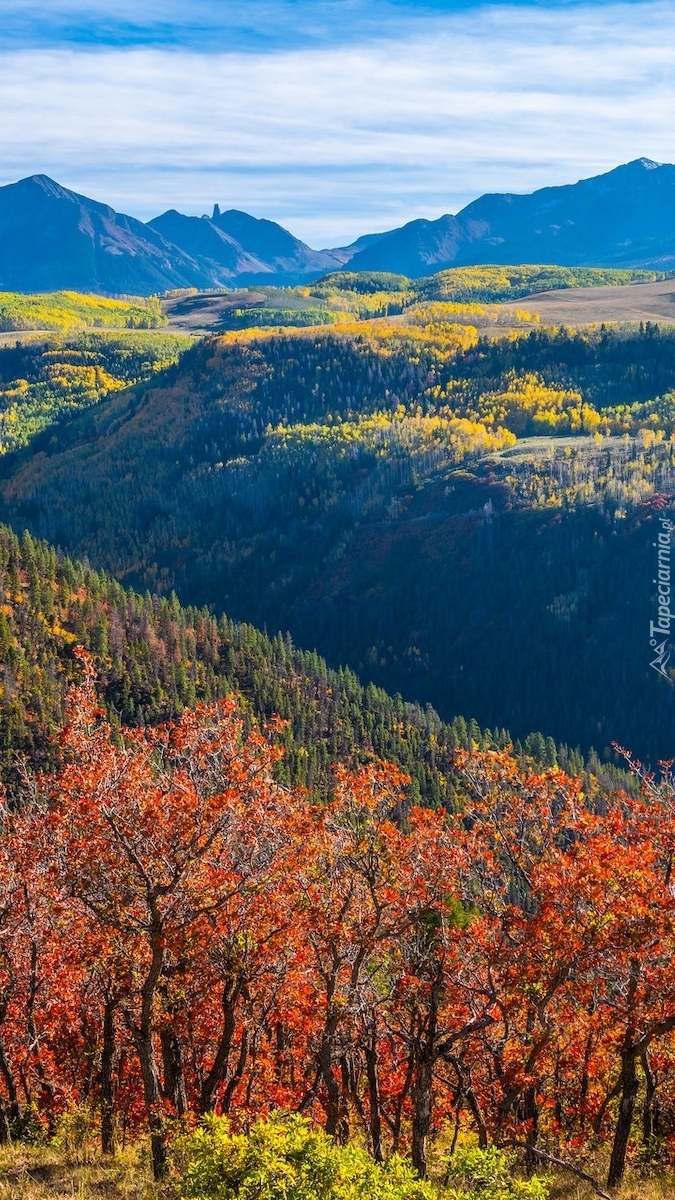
0,268,674,1198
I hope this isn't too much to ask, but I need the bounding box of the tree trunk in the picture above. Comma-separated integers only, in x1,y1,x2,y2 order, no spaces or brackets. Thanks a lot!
160,1028,188,1118
641,1050,659,1146
448,1056,488,1150
0,1038,20,1127
100,998,116,1155
411,1055,434,1178
221,1028,249,1113
133,1026,167,1180
319,1034,341,1137
390,1049,415,1153
25,934,56,1127
0,1096,11,1145
523,1085,540,1175
128,932,167,1181
465,1083,489,1149
336,1056,351,1144
365,1037,384,1163
199,978,242,1115
579,1032,593,1132
607,1049,639,1188
554,1053,563,1129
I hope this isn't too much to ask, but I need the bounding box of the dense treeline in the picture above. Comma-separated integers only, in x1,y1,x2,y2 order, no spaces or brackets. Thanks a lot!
443,322,675,418
3,327,675,760
4,324,675,469
0,522,616,803
0,674,672,1190
0,331,189,453
0,290,164,333
410,263,658,304
219,265,657,329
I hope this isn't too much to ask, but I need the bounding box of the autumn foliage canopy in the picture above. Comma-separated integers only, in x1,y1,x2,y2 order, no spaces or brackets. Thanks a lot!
0,651,673,1190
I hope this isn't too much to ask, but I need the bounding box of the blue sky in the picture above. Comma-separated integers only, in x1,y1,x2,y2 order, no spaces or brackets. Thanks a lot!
1,0,674,244
1,1,610,50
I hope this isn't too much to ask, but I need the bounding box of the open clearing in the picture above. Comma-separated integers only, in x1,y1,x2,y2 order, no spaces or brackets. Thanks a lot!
162,289,267,332
500,277,675,327
162,278,675,337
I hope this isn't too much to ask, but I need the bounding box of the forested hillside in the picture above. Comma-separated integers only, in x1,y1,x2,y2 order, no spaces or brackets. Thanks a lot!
1,278,675,1195
1,321,675,761
0,521,617,805
0,290,165,333
168,264,656,332
0,331,189,453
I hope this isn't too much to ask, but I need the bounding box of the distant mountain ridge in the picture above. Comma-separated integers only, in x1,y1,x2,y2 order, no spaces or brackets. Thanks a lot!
147,204,348,284
0,175,214,295
0,175,355,295
348,158,675,276
0,158,674,294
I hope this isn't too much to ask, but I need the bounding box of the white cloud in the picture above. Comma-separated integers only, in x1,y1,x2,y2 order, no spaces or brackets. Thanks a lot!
1,1,674,244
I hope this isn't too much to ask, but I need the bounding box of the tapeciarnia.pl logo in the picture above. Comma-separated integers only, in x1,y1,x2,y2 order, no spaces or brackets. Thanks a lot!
650,516,674,680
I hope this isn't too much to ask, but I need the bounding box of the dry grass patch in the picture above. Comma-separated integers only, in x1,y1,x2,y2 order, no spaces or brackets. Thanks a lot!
0,1144,163,1200
1,1142,675,1200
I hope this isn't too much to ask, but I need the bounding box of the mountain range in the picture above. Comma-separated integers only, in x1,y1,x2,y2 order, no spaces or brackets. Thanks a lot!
347,158,675,276
1,158,675,294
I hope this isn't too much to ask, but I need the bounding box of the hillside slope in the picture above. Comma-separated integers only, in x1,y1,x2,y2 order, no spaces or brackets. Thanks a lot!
2,326,675,761
0,331,190,453
0,520,595,805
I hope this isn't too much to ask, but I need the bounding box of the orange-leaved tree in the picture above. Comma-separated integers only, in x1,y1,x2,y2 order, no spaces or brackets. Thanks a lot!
46,650,294,1179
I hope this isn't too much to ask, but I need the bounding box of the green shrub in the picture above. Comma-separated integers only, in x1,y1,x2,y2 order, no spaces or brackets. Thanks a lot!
173,1113,437,1200
12,1100,47,1145
443,1146,551,1200
51,1102,99,1165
